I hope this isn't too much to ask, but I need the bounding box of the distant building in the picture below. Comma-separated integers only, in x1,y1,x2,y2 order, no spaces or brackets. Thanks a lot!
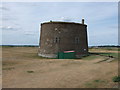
38,19,88,58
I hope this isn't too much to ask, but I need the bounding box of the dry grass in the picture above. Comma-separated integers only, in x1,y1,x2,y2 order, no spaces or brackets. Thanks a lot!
2,47,118,88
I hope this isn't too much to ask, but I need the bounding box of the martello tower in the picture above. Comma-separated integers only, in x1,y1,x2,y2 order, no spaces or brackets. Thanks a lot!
38,19,88,58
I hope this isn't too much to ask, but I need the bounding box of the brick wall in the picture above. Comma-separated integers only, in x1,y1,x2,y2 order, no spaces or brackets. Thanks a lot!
38,22,88,58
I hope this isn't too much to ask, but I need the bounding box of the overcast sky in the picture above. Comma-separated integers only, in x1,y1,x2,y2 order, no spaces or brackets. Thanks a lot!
1,2,118,46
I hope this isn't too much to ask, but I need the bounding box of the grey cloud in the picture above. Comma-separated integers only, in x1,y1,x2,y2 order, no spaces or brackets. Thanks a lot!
24,33,35,35
60,17,74,22
24,31,36,35
0,6,9,11
62,19,73,22
0,26,20,31
2,17,16,21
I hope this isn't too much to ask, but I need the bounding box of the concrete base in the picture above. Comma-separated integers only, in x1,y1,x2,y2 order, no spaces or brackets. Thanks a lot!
38,53,57,58
38,53,89,59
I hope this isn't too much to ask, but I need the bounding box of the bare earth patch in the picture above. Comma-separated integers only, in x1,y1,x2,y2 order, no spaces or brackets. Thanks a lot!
2,47,118,88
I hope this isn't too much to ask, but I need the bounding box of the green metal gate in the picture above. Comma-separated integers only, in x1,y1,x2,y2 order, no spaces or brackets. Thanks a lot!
58,51,76,59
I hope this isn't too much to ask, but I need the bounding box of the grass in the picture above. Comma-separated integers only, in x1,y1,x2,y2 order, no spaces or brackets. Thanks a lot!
98,53,118,58
105,48,120,51
22,52,48,59
93,80,105,83
89,52,118,58
3,61,19,66
2,46,118,88
89,47,120,51
85,79,107,88
101,48,119,51
31,54,47,59
85,82,96,88
3,67,15,70
112,76,120,82
82,55,102,60
27,71,34,73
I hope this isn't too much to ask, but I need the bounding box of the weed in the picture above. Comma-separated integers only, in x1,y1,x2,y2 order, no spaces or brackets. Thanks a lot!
94,80,100,82
112,76,120,82
85,82,97,88
27,71,34,73
85,79,106,88
93,79,105,83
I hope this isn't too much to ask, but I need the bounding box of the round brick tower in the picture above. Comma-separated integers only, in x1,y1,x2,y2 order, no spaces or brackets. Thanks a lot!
38,19,88,58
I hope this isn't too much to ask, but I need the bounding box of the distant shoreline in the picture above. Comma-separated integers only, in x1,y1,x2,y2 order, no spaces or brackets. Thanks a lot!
1,45,39,47
0,45,120,48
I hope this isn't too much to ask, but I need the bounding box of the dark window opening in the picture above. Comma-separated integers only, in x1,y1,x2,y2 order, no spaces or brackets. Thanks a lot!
75,37,80,44
54,37,60,43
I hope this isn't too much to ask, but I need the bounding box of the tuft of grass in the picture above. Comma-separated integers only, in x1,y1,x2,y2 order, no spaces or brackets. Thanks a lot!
99,53,118,58
85,82,93,87
27,71,34,73
85,79,106,88
112,76,120,82
89,52,118,58
85,82,97,88
3,67,15,70
93,79,105,83
94,80,100,82
3,62,18,66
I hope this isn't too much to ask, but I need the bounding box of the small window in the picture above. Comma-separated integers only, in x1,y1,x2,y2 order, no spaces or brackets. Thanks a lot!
54,37,60,43
75,37,79,44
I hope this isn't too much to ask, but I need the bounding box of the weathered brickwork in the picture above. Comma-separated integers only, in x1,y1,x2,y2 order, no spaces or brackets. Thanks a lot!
38,21,88,58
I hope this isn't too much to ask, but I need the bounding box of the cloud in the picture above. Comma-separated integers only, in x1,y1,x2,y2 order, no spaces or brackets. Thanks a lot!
24,33,35,35
0,7,9,11
0,25,20,31
0,4,9,11
59,17,73,22
24,31,36,35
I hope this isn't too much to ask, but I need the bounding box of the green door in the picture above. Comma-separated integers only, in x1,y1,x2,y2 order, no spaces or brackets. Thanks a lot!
58,52,64,59
64,52,75,59
58,52,76,59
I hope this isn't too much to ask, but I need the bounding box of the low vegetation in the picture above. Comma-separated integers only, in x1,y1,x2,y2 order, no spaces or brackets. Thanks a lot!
85,79,107,88
27,71,34,73
82,55,102,60
112,76,120,82
3,67,15,70
98,53,118,58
